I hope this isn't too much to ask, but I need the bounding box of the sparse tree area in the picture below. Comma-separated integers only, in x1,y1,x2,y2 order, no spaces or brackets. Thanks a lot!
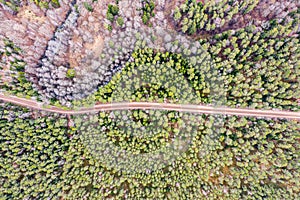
139,0,155,26
0,39,38,98
105,1,124,30
0,0,60,13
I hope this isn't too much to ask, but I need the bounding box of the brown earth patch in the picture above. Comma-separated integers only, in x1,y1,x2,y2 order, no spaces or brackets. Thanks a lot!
17,5,46,23
85,35,104,57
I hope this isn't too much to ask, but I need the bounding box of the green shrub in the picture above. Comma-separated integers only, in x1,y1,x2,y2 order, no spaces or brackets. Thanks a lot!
106,12,114,22
66,69,76,79
83,2,93,12
108,4,119,16
50,0,60,8
0,0,21,12
116,16,124,26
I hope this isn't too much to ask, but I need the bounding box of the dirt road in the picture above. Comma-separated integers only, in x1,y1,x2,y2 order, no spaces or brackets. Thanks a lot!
0,93,299,120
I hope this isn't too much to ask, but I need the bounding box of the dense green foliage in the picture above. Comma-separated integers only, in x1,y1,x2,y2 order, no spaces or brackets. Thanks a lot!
1,103,299,199
173,0,259,34
92,48,211,105
1,1,299,199
170,1,300,111
200,11,300,110
99,109,179,154
0,39,38,98
0,103,70,199
199,20,300,111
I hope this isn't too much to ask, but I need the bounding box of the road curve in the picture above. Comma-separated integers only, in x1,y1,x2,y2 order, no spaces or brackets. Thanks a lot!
0,93,299,120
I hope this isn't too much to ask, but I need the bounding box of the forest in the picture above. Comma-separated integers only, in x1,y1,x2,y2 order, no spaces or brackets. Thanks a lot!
0,0,299,199
1,5,299,110
0,39,38,98
173,0,260,34
0,102,299,199
1,0,299,111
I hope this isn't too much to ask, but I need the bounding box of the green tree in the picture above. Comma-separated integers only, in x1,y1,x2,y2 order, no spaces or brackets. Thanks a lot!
116,16,124,27
108,4,119,16
106,12,114,22
83,2,93,12
174,7,182,21
66,69,76,78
